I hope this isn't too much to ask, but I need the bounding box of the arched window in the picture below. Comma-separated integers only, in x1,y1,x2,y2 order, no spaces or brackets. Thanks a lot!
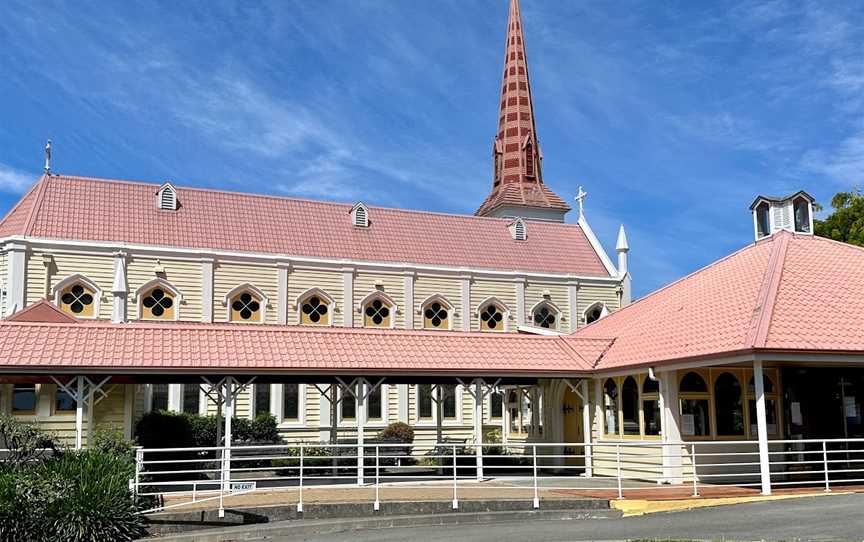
714,372,744,436
747,374,779,436
362,293,395,328
525,141,535,177
621,377,639,436
297,289,334,326
793,196,811,233
642,377,661,436
53,274,101,318
138,280,180,320
421,296,452,330
531,301,560,330
603,379,618,435
679,372,710,437
584,302,608,324
228,289,264,323
478,299,508,332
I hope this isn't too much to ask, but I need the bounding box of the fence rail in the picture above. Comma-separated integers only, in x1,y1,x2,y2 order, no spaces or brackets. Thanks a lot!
52,438,864,514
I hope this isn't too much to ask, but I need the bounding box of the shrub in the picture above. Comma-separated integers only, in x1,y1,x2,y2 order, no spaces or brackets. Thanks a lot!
0,414,58,465
92,429,136,462
0,449,146,542
377,422,414,444
133,411,282,449
134,410,195,449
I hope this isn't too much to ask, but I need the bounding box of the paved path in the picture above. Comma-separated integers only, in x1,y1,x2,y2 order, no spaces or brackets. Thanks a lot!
288,493,864,542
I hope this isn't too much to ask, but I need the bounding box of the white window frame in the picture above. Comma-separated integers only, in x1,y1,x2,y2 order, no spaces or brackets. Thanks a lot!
358,290,398,329
336,383,390,427
272,383,306,428
418,293,455,331
475,296,511,332
134,278,183,321
223,282,269,323
51,274,103,319
413,384,463,426
295,287,336,327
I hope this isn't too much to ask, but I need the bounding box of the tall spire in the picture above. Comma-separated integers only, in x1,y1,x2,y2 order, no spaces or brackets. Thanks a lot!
475,0,570,222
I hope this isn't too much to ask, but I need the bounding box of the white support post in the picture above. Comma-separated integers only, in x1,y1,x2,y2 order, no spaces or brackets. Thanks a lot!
86,383,95,447
357,381,365,486
75,376,85,450
220,378,234,518
581,379,593,477
659,370,683,484
474,380,484,481
754,360,772,495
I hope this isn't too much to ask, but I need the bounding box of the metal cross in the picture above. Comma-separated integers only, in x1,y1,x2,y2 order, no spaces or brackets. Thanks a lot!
575,186,588,219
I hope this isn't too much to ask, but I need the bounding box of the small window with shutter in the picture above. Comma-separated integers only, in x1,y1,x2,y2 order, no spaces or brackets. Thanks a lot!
508,218,527,241
157,183,178,211
351,202,369,227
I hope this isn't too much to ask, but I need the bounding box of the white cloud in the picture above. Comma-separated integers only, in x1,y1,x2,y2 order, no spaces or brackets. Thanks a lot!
0,164,36,194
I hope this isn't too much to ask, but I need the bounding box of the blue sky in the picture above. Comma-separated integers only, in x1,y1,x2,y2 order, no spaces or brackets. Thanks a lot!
1,1,863,297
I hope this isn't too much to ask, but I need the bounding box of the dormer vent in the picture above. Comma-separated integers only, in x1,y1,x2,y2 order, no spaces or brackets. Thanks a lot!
750,191,814,241
508,217,527,241
157,182,178,211
351,202,369,228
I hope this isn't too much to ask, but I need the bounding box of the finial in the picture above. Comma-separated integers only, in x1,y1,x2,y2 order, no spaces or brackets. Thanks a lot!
575,186,588,220
44,139,52,174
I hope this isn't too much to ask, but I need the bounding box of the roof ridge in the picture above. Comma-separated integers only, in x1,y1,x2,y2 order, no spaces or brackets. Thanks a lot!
48,173,584,228
22,174,51,236
745,231,791,348
0,175,41,232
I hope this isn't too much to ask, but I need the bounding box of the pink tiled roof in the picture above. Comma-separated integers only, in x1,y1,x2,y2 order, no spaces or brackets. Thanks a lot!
6,299,79,324
0,175,608,276
0,320,604,376
571,231,864,369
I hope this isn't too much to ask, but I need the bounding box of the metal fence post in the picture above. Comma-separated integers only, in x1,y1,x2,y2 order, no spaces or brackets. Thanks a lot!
616,443,623,500
822,441,831,493
452,444,459,510
691,444,699,497
374,445,381,511
532,444,540,509
297,444,304,513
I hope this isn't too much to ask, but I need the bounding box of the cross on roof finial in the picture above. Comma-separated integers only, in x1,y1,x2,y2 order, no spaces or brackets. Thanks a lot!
44,139,52,174
575,186,588,219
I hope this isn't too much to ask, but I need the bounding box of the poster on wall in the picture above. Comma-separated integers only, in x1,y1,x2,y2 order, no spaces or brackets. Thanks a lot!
681,414,695,436
790,402,803,425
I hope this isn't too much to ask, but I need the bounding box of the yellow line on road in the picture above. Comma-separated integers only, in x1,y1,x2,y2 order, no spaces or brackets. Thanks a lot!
611,491,850,517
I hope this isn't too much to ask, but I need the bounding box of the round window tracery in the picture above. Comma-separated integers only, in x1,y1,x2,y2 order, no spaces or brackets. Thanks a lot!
142,287,175,319
231,291,262,322
301,295,329,325
480,304,505,331
60,284,95,316
586,304,604,324
364,298,392,327
533,305,556,329
423,302,449,329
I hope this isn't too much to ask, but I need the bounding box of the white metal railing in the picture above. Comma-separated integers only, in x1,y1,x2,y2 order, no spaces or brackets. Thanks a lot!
125,438,864,514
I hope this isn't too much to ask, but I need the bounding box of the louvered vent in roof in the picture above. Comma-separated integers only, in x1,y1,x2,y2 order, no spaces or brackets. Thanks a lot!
351,202,369,228
509,218,527,241
157,182,178,211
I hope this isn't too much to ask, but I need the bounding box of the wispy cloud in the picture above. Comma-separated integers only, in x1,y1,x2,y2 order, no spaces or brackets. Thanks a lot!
0,164,36,194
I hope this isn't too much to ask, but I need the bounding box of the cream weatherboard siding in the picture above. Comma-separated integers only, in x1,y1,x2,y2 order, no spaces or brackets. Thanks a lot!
353,272,405,328
413,275,463,330
470,278,518,332
525,281,571,331
126,256,203,322
287,267,345,326
577,284,620,324
212,262,280,324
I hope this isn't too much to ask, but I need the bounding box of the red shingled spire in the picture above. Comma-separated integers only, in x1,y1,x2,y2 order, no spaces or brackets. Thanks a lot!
475,0,571,221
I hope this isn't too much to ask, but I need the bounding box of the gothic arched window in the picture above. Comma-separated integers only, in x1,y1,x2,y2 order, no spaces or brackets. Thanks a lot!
297,289,334,326
531,302,560,330
53,274,101,318
362,294,394,328
229,290,263,322
421,296,452,330
138,280,180,321
478,300,507,332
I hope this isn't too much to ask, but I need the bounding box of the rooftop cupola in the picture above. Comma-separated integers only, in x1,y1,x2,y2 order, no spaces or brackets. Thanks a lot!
750,191,815,241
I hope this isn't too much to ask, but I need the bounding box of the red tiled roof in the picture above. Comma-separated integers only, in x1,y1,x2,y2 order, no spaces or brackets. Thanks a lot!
6,299,78,324
571,231,864,369
0,175,608,277
0,321,604,376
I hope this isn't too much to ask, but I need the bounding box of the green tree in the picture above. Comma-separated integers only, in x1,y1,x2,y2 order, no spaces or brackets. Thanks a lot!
814,189,864,247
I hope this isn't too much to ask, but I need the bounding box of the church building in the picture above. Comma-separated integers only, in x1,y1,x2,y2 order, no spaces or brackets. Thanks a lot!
1,1,863,497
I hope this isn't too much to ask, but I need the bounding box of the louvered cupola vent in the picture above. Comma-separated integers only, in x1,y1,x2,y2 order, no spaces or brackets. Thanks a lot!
156,182,178,211
508,217,527,241
351,202,369,228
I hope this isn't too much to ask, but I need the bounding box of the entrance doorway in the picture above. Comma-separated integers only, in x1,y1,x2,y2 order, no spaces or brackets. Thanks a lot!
562,386,584,466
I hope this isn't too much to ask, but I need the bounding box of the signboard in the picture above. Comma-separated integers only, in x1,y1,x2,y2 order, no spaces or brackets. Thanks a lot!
230,481,256,492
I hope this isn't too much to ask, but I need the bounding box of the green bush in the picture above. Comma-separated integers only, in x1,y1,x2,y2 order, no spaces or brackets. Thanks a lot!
0,414,59,465
92,429,136,462
377,422,414,444
0,449,147,542
134,411,282,449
